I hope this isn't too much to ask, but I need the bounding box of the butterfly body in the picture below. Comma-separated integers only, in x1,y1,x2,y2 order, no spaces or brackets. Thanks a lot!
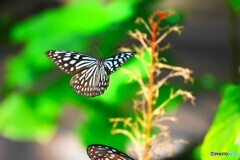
46,50,135,97
87,144,134,160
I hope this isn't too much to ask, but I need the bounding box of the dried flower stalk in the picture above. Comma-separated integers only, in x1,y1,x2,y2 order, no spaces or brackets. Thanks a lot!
110,11,195,160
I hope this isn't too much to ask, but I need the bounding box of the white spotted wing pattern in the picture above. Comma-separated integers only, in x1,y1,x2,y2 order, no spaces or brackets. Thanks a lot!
87,144,134,160
46,50,136,97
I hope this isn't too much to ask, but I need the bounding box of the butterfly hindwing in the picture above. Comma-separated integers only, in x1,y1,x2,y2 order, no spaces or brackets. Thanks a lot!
46,50,97,75
104,52,136,74
87,144,134,160
70,61,109,97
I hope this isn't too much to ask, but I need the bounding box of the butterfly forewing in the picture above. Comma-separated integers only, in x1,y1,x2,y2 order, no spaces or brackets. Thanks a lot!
46,50,97,75
87,144,134,160
104,52,136,74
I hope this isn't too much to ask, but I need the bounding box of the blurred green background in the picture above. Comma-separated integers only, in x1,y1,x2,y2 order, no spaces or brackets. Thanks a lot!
0,0,239,159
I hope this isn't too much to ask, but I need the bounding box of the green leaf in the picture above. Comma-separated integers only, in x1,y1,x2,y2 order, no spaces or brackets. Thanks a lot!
0,93,60,142
201,85,240,160
228,0,240,13
10,0,135,42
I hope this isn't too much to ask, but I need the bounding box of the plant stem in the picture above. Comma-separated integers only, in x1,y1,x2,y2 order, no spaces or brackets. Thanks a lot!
143,21,158,160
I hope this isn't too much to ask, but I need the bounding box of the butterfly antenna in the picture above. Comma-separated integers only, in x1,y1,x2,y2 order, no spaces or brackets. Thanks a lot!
106,45,121,56
95,46,121,57
95,47,104,57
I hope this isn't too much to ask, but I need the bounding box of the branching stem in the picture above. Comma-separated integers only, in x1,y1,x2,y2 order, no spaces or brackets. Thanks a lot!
110,11,195,160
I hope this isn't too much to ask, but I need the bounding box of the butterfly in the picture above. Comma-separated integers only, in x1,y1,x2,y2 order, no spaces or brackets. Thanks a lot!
87,144,134,160
45,50,136,97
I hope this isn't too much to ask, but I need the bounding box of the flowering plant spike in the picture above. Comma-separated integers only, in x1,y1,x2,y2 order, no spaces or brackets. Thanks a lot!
110,11,195,160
